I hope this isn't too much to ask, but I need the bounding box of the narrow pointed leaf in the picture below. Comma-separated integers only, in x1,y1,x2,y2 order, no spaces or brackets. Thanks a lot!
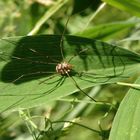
109,78,140,140
102,0,140,17
75,21,138,40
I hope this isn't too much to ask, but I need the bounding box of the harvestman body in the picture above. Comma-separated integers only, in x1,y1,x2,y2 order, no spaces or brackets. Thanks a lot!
56,61,73,75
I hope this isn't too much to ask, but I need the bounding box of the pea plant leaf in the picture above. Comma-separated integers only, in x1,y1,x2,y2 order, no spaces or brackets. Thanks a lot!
0,35,140,112
109,78,140,140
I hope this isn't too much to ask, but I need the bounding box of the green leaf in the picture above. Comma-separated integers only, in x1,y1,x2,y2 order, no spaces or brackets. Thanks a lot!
0,35,140,112
109,78,140,140
75,21,138,40
102,0,140,17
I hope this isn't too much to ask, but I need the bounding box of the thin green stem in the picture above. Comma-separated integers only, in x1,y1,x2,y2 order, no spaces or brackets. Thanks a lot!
28,0,68,35
19,110,38,140
117,81,140,88
19,110,38,129
52,120,101,134
84,2,106,30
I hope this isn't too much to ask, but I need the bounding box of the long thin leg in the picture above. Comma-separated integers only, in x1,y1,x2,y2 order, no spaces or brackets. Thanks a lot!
109,46,126,77
12,71,55,84
66,72,114,105
1,71,57,97
76,72,115,84
68,48,89,63
38,73,59,85
1,53,57,65
59,16,71,60
65,72,96,102
32,76,66,100
29,48,60,63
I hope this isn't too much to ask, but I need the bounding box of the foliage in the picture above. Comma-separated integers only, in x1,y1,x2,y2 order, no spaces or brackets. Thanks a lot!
0,0,140,140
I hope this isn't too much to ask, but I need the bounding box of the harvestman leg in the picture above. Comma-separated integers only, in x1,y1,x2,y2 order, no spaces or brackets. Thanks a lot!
70,74,97,102
32,76,66,100
1,72,58,96
0,44,62,96
29,48,60,63
110,46,126,76
66,48,98,102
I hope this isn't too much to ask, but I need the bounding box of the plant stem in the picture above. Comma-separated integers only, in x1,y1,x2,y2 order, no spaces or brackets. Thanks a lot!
84,2,106,29
117,82,140,88
28,0,68,35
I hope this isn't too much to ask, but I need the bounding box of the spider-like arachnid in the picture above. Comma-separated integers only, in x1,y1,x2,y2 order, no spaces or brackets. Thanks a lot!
0,34,126,107
0,15,127,111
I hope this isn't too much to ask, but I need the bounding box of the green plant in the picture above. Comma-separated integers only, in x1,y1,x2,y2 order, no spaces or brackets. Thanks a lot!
0,0,140,140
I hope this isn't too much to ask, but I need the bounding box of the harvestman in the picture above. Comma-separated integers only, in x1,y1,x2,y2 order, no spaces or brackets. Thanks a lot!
0,16,125,104
0,37,98,102
29,17,100,102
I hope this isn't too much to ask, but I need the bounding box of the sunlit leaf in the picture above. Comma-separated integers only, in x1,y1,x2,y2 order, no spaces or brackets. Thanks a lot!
109,78,140,140
0,35,140,112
